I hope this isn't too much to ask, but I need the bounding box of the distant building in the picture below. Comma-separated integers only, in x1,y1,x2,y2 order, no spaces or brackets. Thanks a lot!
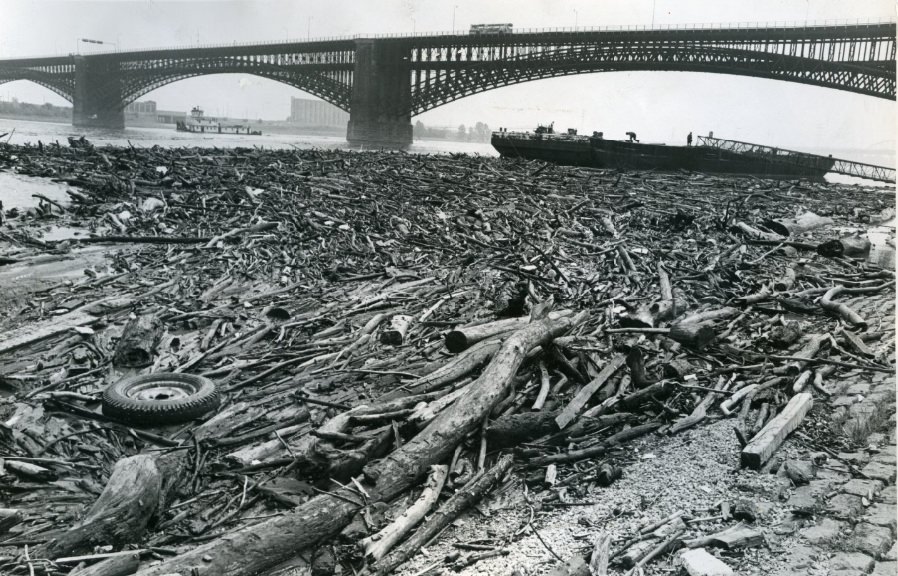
156,110,187,124
290,97,348,128
125,100,157,116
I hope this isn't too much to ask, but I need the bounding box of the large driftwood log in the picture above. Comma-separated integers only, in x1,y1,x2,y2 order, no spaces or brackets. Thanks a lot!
136,312,585,576
408,338,501,393
113,313,163,367
444,317,528,352
37,455,165,558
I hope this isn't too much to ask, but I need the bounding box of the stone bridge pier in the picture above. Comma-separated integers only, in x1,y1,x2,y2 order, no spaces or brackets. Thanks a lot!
346,40,412,148
73,56,125,130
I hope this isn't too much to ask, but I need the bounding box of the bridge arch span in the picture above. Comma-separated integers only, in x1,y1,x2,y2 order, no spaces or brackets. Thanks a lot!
411,44,892,115
0,76,74,104
119,64,351,112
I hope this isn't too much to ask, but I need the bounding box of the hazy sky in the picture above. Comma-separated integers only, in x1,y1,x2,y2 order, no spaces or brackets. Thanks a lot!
0,0,894,153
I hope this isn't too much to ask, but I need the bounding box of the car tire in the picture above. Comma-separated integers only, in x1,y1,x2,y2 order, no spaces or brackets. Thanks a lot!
102,373,220,425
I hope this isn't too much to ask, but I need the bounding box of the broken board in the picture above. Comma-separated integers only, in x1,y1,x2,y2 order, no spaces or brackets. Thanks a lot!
741,392,813,470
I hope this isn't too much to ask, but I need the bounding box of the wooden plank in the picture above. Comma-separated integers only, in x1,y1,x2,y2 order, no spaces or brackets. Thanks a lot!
841,328,874,357
555,354,625,429
0,309,97,355
741,392,813,470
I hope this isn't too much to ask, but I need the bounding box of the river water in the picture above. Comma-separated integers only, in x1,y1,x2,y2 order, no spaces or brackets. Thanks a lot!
0,118,496,157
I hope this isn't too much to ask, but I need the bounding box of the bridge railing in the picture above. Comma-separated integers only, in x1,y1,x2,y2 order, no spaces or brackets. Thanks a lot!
7,18,895,60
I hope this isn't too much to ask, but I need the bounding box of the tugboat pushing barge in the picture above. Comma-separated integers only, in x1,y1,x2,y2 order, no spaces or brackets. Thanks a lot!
491,125,837,181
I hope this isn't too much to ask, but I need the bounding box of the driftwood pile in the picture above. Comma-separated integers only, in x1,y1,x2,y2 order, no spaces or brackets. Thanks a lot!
0,140,894,576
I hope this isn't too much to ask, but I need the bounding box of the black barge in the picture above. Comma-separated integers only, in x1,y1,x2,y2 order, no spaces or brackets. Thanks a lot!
491,128,838,181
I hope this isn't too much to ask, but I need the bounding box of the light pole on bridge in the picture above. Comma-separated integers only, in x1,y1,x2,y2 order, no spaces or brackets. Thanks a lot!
452,5,458,33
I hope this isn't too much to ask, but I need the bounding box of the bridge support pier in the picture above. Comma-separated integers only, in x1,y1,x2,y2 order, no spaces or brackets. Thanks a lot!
72,56,125,130
347,40,412,148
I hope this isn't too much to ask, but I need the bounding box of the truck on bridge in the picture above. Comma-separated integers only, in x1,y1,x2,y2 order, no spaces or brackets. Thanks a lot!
469,23,513,34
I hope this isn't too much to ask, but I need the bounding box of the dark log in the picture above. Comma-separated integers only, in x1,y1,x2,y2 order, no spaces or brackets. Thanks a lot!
667,323,716,351
764,211,833,237
618,305,655,329
596,464,621,486
547,342,588,385
311,426,393,483
817,236,871,258
368,455,513,576
486,411,557,448
545,413,635,446
784,334,828,375
619,381,672,410
662,358,695,380
527,422,659,468
768,321,802,348
494,280,528,317
135,312,585,576
625,347,656,389
37,455,165,558
113,314,163,368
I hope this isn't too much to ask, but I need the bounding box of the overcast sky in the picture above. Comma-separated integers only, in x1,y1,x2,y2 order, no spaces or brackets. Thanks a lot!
0,0,894,154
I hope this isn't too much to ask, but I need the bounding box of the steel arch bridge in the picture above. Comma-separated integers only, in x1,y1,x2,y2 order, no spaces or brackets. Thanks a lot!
0,22,893,146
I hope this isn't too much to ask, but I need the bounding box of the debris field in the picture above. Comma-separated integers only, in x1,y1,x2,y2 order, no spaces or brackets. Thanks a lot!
0,140,895,576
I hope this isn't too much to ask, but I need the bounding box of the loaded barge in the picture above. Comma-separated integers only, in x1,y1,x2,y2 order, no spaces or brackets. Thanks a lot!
492,125,840,181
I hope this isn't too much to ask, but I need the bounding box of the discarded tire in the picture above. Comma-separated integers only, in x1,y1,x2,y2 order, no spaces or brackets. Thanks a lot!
102,373,220,425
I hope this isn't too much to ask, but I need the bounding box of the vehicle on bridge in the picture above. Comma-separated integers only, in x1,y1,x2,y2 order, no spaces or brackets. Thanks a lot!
469,23,513,34
491,127,853,182
175,107,262,136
